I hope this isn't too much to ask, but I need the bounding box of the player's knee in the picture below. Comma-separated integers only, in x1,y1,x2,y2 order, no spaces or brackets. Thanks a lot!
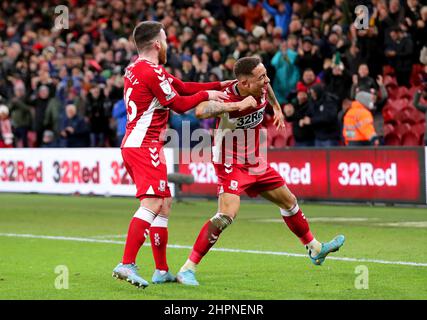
280,196,300,217
279,190,297,209
210,213,234,231
287,193,297,208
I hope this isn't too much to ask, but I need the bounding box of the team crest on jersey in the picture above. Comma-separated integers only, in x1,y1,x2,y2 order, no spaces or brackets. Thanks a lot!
229,180,238,191
159,180,166,192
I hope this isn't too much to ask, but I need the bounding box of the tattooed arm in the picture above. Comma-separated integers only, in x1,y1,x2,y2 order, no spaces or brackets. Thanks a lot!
195,96,257,119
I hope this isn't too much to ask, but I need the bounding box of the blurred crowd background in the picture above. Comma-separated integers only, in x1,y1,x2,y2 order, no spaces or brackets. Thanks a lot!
0,0,426,149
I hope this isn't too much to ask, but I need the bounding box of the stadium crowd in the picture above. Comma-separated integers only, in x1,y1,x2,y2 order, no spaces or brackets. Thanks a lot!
0,0,426,148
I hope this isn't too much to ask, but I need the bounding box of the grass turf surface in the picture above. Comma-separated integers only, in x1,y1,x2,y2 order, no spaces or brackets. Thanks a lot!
0,193,426,300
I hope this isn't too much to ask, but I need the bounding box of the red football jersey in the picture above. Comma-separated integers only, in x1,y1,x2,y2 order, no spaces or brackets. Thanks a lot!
213,80,268,166
121,58,178,148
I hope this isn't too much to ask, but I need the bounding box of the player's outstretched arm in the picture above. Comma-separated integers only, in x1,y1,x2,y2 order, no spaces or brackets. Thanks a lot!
169,74,221,95
169,75,235,96
195,96,257,119
267,83,285,130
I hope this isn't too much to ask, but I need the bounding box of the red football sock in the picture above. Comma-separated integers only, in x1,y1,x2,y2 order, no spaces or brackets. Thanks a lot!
281,204,314,245
122,207,156,264
189,220,223,264
150,215,169,271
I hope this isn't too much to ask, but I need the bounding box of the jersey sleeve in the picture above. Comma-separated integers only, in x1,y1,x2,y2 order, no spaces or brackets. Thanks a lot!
169,74,221,95
143,65,179,106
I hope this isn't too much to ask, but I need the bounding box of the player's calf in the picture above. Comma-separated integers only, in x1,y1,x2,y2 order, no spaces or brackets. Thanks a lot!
177,213,233,285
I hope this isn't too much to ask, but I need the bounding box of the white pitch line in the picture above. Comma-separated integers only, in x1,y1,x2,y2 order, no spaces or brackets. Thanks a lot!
1,233,427,268
91,234,127,239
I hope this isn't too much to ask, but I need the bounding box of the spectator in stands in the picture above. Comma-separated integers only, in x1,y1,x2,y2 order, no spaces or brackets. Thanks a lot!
343,91,379,146
295,36,323,75
222,56,237,81
43,95,63,141
180,55,196,82
112,98,127,147
1,0,426,149
271,40,300,104
0,104,13,148
85,83,109,147
323,54,352,104
302,84,341,147
40,130,58,148
60,104,90,148
343,43,363,75
242,0,263,32
351,64,376,98
169,109,201,149
283,87,315,147
9,81,32,147
296,68,321,94
31,85,51,147
262,0,292,38
384,26,414,87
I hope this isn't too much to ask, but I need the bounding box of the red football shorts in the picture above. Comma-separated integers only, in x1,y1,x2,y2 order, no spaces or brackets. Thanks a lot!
214,163,285,197
121,147,171,199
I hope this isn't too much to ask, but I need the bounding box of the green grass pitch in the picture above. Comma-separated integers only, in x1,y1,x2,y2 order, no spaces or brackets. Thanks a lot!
0,193,426,300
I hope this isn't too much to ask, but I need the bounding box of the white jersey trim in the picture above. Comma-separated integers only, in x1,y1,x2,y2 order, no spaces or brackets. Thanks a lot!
123,97,161,147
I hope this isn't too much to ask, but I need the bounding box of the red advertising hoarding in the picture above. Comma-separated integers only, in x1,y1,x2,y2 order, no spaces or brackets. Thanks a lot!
328,149,422,202
178,148,426,204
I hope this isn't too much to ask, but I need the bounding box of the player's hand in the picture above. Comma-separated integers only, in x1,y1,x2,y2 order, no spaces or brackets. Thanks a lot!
220,80,234,88
220,112,238,130
273,107,285,130
238,96,258,111
207,90,229,102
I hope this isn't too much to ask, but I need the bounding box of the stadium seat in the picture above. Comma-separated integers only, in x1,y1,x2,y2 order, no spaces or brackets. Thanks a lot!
266,124,278,147
384,130,401,145
415,109,425,123
286,135,295,147
383,66,395,77
386,84,399,100
413,123,426,141
395,122,412,136
410,64,425,87
395,108,418,125
383,123,396,136
401,130,420,146
396,86,411,100
382,100,401,123
273,135,286,148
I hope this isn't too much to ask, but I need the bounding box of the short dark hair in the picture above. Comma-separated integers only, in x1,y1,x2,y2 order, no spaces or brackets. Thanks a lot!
133,21,164,52
233,56,261,79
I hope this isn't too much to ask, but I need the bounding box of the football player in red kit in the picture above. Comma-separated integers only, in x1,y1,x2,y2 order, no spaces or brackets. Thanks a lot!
176,57,345,285
112,21,252,288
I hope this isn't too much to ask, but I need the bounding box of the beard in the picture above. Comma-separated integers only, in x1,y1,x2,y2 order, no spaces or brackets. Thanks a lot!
158,43,167,65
